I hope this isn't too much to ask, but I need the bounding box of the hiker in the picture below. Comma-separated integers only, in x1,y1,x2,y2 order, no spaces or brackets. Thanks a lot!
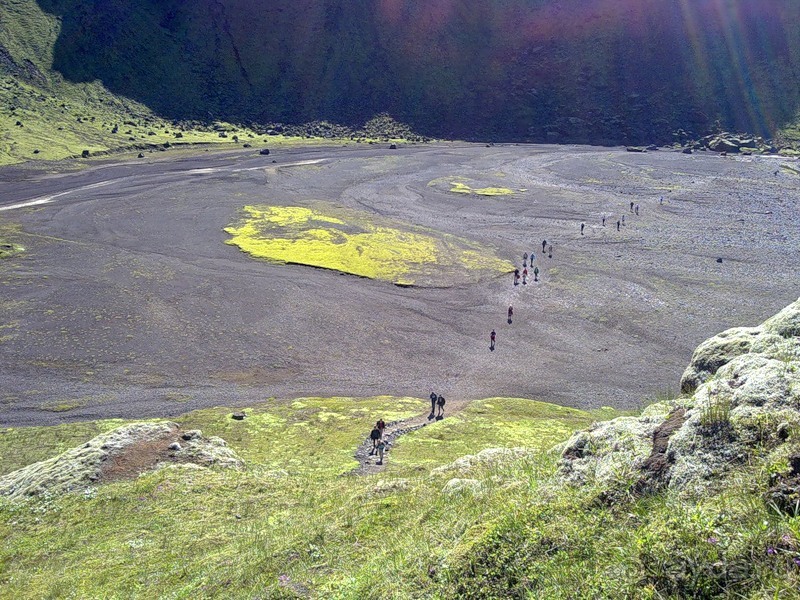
429,391,438,415
490,329,496,350
659,196,663,205
630,201,634,212
533,265,539,281
376,418,386,437
523,252,528,267
580,222,585,235
547,244,553,259
616,219,620,231
522,267,528,284
542,239,547,253
635,204,640,216
514,268,520,286
376,438,386,465
508,305,514,322
436,395,446,417
369,425,382,454
602,214,606,227
621,214,626,226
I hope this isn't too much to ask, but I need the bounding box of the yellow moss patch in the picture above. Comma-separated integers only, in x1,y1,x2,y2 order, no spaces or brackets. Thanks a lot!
428,177,515,197
225,204,512,286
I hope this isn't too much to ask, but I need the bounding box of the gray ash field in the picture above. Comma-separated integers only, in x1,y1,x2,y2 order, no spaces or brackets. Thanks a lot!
1,143,798,425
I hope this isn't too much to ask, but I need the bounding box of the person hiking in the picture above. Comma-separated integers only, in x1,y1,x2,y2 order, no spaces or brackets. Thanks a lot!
513,268,520,286
635,203,640,216
533,265,539,281
522,267,528,285
630,201,634,213
580,222,585,235
616,219,620,231
507,305,514,322
490,329,496,350
376,418,386,436
436,395,446,417
547,243,553,258
369,425,382,454
542,239,547,253
523,252,528,267
602,214,606,227
621,214,626,226
376,438,386,465
429,391,438,415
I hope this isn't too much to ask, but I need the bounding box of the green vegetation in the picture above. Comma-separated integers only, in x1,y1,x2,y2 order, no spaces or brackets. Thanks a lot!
2,392,800,598
224,204,513,286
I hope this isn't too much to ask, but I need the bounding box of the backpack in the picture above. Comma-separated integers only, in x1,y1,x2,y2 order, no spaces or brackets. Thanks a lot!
437,396,445,407
370,428,381,440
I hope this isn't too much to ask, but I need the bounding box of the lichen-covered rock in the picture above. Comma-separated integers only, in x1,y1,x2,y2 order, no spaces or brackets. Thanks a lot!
560,297,800,496
0,422,243,500
680,326,761,393
432,447,532,476
559,415,664,486
442,478,483,496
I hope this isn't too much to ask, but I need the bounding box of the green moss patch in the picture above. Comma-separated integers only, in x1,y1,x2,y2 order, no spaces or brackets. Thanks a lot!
224,204,512,286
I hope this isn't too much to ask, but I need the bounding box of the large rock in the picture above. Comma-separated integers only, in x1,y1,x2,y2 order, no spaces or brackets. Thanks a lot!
560,297,800,496
0,422,243,500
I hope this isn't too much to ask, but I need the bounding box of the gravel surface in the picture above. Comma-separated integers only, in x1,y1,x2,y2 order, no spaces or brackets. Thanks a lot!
1,143,798,426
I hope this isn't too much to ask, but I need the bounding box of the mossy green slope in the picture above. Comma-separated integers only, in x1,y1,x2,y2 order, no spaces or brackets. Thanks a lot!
0,396,600,599
224,205,513,286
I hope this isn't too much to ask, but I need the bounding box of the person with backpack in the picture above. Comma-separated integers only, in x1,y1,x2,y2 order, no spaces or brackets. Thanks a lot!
429,391,438,415
376,418,386,437
522,267,528,285
490,329,496,350
436,395,446,417
533,265,539,281
376,438,387,465
369,425,381,454
508,305,514,322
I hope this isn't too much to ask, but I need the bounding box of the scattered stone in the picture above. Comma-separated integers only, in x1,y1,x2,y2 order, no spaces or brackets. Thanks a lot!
231,412,246,420
716,257,723,263
682,147,693,154
137,153,144,158
626,146,647,152
33,149,39,154
81,150,90,158
182,430,201,441
242,143,251,148
168,442,182,451
259,148,270,156
15,120,22,127
389,143,397,149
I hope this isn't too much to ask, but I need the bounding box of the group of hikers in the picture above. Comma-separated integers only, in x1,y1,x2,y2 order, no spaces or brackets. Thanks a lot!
367,195,658,466
365,393,446,466
493,238,551,350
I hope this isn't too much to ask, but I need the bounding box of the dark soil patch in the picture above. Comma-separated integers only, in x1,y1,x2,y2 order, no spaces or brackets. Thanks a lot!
635,407,687,493
99,426,187,483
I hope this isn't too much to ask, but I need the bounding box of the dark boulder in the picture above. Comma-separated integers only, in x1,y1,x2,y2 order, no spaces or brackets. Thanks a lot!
259,148,270,155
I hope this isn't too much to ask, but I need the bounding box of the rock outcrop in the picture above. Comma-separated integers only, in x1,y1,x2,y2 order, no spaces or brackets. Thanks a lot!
560,298,800,495
0,422,243,500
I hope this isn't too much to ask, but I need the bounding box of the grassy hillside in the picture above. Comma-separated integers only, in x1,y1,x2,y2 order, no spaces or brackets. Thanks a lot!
0,396,610,598
1,391,799,598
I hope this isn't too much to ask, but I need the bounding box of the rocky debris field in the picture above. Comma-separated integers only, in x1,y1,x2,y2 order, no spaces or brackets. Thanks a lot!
0,142,799,426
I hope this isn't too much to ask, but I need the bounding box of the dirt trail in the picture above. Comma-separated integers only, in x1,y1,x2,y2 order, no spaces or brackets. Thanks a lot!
351,396,475,474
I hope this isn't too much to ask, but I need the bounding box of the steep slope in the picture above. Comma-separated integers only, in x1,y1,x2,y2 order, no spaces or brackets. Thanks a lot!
7,0,800,144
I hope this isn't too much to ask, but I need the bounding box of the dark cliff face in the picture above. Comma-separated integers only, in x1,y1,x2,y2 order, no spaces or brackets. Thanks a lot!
33,0,800,143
